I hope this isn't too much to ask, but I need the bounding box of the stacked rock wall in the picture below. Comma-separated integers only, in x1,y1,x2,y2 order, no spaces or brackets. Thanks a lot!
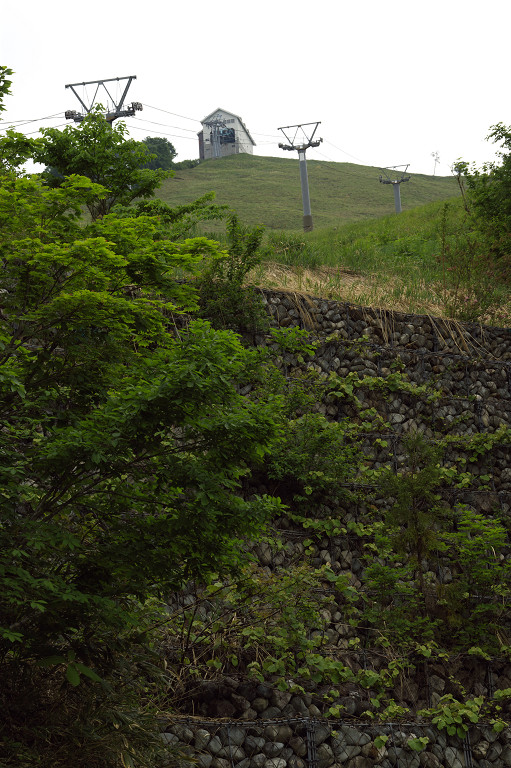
163,715,511,768
166,291,511,767
255,290,511,509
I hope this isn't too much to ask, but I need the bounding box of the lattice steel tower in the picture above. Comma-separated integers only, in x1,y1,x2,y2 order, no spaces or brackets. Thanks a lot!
64,75,142,125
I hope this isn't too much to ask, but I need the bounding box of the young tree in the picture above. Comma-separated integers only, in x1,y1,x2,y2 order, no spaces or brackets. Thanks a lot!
0,168,281,650
0,79,282,766
0,65,13,111
140,135,177,170
33,108,168,219
463,123,511,260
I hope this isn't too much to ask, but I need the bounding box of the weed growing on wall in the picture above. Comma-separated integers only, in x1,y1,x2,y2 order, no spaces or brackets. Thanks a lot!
198,214,269,332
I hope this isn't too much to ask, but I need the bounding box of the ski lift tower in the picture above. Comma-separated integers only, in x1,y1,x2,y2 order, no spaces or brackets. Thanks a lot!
379,165,411,214
64,75,142,126
431,151,440,176
203,118,227,159
278,122,322,232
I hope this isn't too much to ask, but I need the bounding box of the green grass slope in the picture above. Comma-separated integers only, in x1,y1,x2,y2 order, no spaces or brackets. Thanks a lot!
161,154,460,230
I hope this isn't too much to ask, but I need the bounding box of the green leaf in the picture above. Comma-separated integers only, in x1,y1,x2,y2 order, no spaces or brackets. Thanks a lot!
407,737,429,752
74,663,102,683
66,664,81,686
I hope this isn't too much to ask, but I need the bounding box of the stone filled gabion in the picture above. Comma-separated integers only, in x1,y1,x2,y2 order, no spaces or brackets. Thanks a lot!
163,717,511,768
165,292,511,765
256,290,511,499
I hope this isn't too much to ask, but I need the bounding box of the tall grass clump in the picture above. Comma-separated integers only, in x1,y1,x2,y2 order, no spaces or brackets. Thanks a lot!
257,198,510,325
263,230,323,270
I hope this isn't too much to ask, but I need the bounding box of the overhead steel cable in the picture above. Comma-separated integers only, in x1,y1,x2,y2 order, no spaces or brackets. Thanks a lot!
130,115,197,133
128,123,198,141
0,111,65,127
324,139,368,164
22,123,68,135
141,103,200,123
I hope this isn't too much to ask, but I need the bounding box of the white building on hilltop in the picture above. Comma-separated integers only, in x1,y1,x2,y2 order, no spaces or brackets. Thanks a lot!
198,108,256,160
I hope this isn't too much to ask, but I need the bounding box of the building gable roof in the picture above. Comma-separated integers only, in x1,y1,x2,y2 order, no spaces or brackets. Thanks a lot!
200,107,256,146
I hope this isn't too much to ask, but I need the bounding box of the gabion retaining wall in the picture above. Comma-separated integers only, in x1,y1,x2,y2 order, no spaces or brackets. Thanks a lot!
251,290,511,508
163,714,511,768
256,290,511,360
166,293,511,763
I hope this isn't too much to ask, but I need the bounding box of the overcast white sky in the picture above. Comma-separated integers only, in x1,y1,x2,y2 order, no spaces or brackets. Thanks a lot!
2,0,510,176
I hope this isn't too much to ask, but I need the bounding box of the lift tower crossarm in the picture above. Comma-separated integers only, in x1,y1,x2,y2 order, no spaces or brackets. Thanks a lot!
65,76,142,125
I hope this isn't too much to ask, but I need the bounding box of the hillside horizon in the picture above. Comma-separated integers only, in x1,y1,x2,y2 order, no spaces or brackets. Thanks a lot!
160,153,460,229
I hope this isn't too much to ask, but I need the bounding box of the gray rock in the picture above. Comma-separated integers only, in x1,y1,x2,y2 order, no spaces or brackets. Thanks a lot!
194,729,211,750
264,725,293,743
240,707,258,721
271,690,292,710
487,741,503,762
264,759,286,768
443,746,463,768
340,726,370,747
219,727,245,746
208,736,223,755
482,726,500,743
336,696,357,715
252,697,269,713
263,742,284,758
387,747,406,764
472,740,490,759
333,745,361,762
289,736,307,756
314,724,331,745
260,706,283,719
210,699,236,718
161,732,179,744
419,752,441,768
345,757,374,768
288,757,306,768
251,755,267,768
317,743,335,768
246,736,266,753
211,759,231,768
170,724,194,743
428,674,445,694
217,747,246,761
232,694,253,712
290,696,309,714
197,755,213,768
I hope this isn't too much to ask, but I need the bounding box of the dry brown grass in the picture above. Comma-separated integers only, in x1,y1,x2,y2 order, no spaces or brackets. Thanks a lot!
249,260,511,326
248,261,447,317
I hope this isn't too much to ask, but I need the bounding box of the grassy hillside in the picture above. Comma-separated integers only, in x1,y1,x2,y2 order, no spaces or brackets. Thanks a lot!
244,198,509,327
161,154,459,230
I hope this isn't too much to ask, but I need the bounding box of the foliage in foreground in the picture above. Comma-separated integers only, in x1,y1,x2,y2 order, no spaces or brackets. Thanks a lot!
0,166,283,765
2,73,511,764
32,108,169,220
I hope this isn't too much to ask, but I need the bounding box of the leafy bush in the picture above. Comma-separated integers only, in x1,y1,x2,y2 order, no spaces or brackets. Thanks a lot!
0,125,282,765
198,213,269,331
265,412,361,504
